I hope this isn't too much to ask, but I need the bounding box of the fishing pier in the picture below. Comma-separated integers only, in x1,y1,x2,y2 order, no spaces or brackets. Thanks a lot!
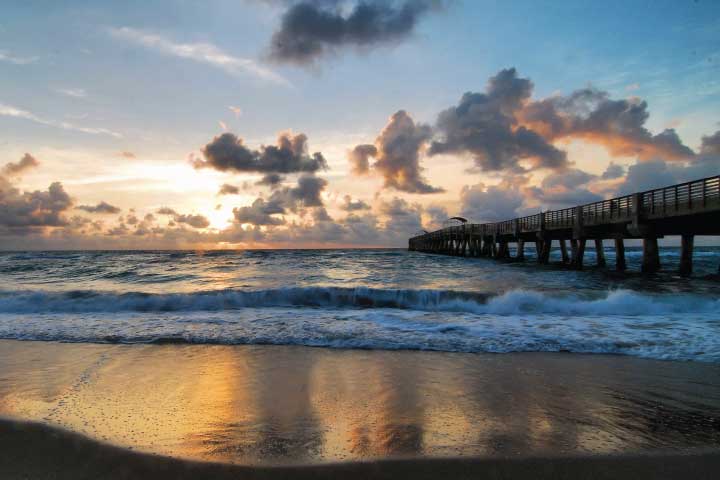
408,175,720,275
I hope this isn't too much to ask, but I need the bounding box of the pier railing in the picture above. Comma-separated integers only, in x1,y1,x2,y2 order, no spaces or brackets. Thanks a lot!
410,174,720,242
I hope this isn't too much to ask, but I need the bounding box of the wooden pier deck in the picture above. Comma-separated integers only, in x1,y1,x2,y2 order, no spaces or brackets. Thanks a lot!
408,175,720,274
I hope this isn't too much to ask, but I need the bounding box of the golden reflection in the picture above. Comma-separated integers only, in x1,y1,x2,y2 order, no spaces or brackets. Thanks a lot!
1,341,719,464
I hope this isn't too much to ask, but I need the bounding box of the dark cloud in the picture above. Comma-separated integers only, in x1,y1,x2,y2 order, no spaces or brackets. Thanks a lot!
429,68,568,173
256,173,284,186
350,110,443,193
0,178,73,228
195,132,327,175
341,195,370,211
601,162,625,180
269,173,328,209
2,153,39,176
75,201,122,214
174,213,211,229
521,88,694,160
268,0,442,64
233,198,286,225
218,183,240,195
348,144,377,175
700,130,720,156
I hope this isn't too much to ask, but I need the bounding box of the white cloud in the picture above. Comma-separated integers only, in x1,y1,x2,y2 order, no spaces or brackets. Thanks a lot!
109,27,290,87
0,103,122,138
228,106,242,118
0,50,37,65
56,88,87,98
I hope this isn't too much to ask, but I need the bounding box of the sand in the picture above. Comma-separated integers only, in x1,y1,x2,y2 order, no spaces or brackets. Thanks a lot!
1,340,720,478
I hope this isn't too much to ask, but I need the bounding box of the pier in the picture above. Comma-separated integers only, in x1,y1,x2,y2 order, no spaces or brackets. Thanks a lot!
408,175,720,275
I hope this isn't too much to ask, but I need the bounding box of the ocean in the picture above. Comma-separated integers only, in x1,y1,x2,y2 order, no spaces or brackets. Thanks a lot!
1,248,719,362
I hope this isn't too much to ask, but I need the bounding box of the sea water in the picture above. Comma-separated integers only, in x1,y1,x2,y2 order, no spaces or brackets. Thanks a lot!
0,248,719,362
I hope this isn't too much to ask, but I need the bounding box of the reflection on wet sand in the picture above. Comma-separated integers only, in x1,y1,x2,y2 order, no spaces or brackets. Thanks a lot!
0,340,719,465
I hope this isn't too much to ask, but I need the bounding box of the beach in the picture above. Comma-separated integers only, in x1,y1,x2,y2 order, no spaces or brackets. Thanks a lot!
1,339,720,477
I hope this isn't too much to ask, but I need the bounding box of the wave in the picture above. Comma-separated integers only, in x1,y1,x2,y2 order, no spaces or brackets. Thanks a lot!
0,287,719,316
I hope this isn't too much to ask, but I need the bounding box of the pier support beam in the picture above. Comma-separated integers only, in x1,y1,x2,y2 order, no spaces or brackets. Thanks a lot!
540,239,551,264
679,234,694,276
595,239,606,268
615,238,626,272
516,239,525,260
497,240,509,259
641,236,661,273
573,239,586,270
560,239,569,264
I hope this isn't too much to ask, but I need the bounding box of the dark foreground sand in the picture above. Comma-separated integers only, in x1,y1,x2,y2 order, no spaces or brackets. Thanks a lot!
1,340,720,478
2,418,720,480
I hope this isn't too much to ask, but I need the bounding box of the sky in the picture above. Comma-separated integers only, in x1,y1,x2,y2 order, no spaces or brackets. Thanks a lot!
1,0,719,249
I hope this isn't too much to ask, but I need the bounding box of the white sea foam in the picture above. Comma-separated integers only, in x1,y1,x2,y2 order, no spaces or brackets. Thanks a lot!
1,288,719,362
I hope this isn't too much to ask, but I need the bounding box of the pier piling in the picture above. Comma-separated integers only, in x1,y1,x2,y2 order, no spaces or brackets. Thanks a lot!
595,239,606,268
641,236,660,273
679,234,694,276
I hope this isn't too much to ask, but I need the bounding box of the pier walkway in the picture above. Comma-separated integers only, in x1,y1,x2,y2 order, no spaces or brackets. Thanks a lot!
408,175,720,274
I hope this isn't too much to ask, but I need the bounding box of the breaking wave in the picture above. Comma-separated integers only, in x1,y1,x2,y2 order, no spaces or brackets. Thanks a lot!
0,287,718,316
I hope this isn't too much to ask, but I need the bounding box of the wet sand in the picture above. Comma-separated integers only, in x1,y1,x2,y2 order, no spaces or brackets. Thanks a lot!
2,418,720,480
1,340,720,476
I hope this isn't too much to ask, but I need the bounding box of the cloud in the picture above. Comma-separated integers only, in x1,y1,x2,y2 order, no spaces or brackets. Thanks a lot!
228,106,242,118
350,110,443,193
0,50,37,65
459,183,525,223
195,132,328,174
232,173,327,225
429,68,568,172
269,173,328,210
423,204,448,230
109,27,290,87
256,173,284,186
348,144,377,175
700,130,720,156
2,154,39,176
154,207,209,228
233,198,286,225
0,178,73,229
156,207,178,216
524,169,603,208
174,213,211,229
601,162,625,179
75,201,122,214
56,88,87,98
119,151,136,158
376,196,423,233
615,156,720,196
218,183,240,195
0,102,122,138
521,88,694,160
268,0,442,64
340,195,370,211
